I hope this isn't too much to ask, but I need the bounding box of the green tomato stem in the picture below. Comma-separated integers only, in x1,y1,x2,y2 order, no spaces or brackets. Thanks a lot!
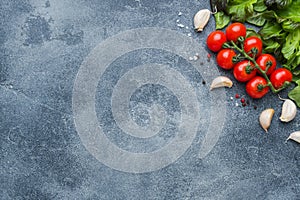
229,41,283,93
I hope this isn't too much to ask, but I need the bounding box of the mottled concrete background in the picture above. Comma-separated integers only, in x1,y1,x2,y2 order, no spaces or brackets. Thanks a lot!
0,0,299,199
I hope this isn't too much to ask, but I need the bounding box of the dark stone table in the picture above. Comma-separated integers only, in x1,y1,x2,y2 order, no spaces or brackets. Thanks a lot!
1,0,299,199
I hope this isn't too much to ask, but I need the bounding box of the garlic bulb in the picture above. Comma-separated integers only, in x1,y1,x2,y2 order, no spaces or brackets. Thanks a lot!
279,99,297,122
193,9,211,32
259,108,275,132
287,131,300,144
210,76,233,90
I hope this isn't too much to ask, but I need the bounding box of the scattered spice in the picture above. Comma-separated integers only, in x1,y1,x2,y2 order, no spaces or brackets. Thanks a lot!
240,98,245,104
235,93,240,99
202,80,206,85
189,54,200,61
177,24,185,28
207,53,211,62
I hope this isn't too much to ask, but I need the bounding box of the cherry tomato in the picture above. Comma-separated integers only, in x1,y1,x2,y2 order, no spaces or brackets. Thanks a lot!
256,54,277,75
233,60,257,82
246,76,269,99
206,31,227,52
216,49,236,70
244,36,263,58
225,22,247,42
270,68,293,89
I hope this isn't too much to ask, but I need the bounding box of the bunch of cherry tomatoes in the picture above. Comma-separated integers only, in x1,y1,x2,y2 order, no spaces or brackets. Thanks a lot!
206,22,293,99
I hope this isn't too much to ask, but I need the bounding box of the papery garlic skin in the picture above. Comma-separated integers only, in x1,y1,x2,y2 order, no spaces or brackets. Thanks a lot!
259,108,275,132
280,99,297,122
193,9,211,32
287,131,300,143
210,76,233,90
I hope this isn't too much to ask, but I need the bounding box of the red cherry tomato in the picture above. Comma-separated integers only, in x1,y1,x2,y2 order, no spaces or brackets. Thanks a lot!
206,31,227,52
244,36,263,58
216,49,236,70
233,60,257,82
256,54,277,75
246,76,269,99
270,68,293,89
225,22,247,42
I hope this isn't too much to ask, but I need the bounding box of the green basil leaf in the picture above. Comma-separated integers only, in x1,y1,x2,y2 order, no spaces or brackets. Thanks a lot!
246,28,261,38
263,39,281,53
253,0,267,12
261,10,278,20
227,0,257,22
277,1,300,22
290,55,300,70
282,29,300,61
286,55,300,71
281,20,300,32
214,12,230,29
259,21,284,40
288,80,300,107
296,54,300,67
246,12,266,26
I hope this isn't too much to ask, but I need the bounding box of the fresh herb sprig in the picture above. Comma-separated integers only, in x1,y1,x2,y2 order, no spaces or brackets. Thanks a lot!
211,0,300,106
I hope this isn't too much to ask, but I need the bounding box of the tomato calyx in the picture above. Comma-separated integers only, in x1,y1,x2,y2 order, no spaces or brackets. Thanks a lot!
264,60,273,72
237,36,244,43
257,83,267,91
232,54,243,63
245,63,255,74
250,47,258,58
266,60,273,68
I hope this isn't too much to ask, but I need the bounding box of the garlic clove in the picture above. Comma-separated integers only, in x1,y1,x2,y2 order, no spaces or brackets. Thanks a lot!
193,9,211,32
210,76,233,90
279,99,297,122
259,108,275,133
287,131,300,143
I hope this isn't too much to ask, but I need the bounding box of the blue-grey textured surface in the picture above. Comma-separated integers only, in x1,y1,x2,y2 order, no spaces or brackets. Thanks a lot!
0,0,299,199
